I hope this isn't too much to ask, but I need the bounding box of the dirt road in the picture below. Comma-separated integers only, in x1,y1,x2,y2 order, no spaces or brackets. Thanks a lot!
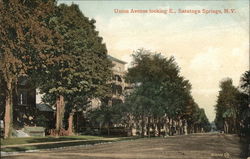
2,133,247,159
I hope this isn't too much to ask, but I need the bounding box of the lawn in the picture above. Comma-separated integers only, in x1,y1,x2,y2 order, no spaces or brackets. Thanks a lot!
1,135,107,146
0,135,138,152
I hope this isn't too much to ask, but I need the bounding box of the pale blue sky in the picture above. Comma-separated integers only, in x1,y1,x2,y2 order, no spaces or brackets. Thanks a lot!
58,0,249,122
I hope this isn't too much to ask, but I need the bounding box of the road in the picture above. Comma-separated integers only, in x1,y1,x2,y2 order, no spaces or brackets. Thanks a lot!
2,133,247,159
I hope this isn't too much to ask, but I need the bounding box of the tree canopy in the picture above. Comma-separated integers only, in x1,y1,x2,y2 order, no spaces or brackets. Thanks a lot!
112,49,211,136
0,0,62,138
37,3,113,135
214,77,249,134
0,1,112,137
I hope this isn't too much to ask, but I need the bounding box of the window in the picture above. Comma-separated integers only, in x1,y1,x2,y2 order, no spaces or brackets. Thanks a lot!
18,90,28,105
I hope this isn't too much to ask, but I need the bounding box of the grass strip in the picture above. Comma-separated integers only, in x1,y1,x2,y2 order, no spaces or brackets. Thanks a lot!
1,136,140,152
1,135,105,146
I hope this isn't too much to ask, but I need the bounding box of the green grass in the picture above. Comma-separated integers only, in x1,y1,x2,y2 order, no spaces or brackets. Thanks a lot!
1,140,113,152
1,135,106,146
0,136,140,152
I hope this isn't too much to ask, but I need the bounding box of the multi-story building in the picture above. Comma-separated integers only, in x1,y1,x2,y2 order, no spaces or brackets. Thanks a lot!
108,55,128,105
90,55,129,108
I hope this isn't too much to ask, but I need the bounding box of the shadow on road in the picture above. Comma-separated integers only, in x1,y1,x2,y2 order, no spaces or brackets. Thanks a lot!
239,135,250,158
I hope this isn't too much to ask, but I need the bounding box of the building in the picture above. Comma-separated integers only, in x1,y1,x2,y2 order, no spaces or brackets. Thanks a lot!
12,77,54,132
90,55,131,107
108,55,128,105
90,55,129,109
13,76,37,129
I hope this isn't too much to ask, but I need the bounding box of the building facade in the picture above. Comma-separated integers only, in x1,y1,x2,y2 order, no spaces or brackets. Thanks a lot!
90,55,129,108
13,76,37,129
108,55,128,105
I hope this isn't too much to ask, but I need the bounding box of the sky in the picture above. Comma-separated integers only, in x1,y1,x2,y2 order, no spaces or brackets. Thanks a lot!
58,0,249,122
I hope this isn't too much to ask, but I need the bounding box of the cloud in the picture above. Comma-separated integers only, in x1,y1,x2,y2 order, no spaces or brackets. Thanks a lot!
92,4,249,122
189,47,221,71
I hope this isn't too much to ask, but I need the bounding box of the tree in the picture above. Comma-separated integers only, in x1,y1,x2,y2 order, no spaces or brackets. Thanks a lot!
215,78,239,133
215,72,250,136
240,71,250,94
0,72,5,120
39,4,112,135
89,104,116,136
124,49,197,136
0,0,61,138
238,71,250,136
193,108,211,132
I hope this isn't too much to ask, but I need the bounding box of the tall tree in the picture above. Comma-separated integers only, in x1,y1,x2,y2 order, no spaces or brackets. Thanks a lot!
39,4,112,135
238,71,250,135
240,71,250,94
215,78,239,133
0,72,5,120
0,0,61,138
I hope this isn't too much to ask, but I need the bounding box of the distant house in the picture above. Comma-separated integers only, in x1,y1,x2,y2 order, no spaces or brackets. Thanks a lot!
12,77,55,130
13,76,37,129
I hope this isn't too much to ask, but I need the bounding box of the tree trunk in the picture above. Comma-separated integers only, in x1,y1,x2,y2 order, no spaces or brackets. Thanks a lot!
224,120,228,133
141,115,145,137
147,116,150,137
107,125,110,136
177,119,180,135
67,111,74,136
56,95,65,136
157,119,161,137
164,117,168,136
4,81,13,138
99,123,102,135
172,119,174,135
184,120,188,135
168,117,172,136
152,118,156,136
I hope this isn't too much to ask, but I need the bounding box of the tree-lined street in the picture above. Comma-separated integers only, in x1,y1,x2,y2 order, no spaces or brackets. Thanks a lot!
2,133,247,159
0,0,249,158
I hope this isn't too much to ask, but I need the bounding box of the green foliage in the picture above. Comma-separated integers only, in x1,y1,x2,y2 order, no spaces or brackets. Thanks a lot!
238,71,250,136
122,49,210,135
39,3,112,103
88,103,123,136
89,105,115,127
35,115,49,128
36,4,113,134
240,71,250,95
214,77,247,134
0,0,61,138
0,1,112,136
126,49,191,118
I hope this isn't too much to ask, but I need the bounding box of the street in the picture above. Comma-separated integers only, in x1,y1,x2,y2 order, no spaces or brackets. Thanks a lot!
2,133,247,159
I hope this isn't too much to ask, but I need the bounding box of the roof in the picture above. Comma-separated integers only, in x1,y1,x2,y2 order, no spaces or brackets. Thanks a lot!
36,103,54,112
108,55,127,64
18,76,28,86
